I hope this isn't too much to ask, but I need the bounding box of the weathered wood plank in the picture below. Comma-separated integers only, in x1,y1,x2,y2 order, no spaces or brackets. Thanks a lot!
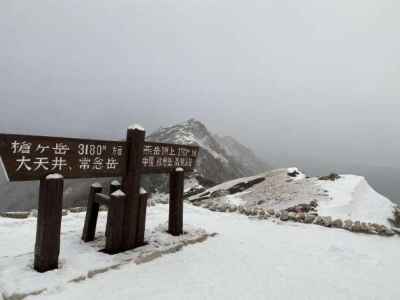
34,176,64,272
169,170,185,236
121,128,145,251
82,184,103,242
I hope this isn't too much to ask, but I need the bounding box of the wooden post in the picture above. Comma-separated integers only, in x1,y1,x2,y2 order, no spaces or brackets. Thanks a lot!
105,190,126,254
34,174,64,273
121,126,145,251
169,169,185,236
135,190,148,247
106,180,121,238
82,183,103,242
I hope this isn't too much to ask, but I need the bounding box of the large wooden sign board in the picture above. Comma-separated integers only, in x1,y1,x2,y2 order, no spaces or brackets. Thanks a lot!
0,134,198,181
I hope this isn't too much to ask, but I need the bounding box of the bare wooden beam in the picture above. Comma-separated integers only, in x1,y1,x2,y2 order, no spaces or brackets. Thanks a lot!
34,174,64,273
121,127,145,251
169,169,185,236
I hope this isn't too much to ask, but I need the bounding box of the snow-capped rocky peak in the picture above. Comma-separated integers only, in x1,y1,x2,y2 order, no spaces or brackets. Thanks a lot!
147,119,269,184
149,118,227,163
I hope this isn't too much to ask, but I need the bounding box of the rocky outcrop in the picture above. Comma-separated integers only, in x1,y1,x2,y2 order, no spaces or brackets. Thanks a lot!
0,211,30,219
184,185,207,199
319,173,341,181
190,200,398,238
393,207,400,226
190,176,266,205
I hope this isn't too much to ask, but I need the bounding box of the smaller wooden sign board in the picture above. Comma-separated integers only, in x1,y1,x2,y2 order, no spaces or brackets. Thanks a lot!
142,142,198,173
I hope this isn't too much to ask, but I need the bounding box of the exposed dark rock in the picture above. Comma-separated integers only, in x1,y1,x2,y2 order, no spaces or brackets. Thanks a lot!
280,211,289,221
227,177,266,194
195,176,217,189
287,169,300,177
319,173,341,181
343,219,353,230
304,214,316,224
392,227,400,235
184,186,207,199
69,207,86,213
322,216,332,227
210,190,230,198
332,219,343,228
192,176,266,203
313,216,324,226
288,212,297,221
286,202,317,214
351,221,362,233
360,222,370,233
393,208,400,226
0,211,30,219
370,223,385,234
382,228,395,237
295,212,306,222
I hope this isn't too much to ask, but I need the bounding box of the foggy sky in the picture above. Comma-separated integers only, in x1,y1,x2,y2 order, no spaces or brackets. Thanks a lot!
1,0,399,169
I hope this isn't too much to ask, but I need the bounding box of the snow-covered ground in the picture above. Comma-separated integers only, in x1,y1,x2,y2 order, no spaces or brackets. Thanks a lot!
0,209,212,300
1,170,399,300
318,175,395,227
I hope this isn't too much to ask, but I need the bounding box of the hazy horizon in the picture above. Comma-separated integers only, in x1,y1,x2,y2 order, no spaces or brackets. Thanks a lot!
1,1,400,173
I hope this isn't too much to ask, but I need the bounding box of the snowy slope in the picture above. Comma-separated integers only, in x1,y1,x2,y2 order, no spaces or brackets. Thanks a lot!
0,204,399,300
318,175,395,226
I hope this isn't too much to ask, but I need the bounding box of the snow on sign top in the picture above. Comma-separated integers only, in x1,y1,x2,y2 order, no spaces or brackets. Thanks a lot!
46,173,63,180
111,189,126,197
91,182,103,188
128,124,145,131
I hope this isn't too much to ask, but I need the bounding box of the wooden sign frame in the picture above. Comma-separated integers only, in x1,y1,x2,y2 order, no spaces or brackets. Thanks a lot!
0,127,199,272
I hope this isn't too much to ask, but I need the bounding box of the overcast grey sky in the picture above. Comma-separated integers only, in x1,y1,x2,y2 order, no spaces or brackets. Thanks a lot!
1,0,399,168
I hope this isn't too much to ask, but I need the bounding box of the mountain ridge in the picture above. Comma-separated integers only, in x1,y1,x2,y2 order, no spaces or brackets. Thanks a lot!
147,118,269,184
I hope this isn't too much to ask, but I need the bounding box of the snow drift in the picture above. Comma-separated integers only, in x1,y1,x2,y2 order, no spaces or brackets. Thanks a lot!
318,175,395,227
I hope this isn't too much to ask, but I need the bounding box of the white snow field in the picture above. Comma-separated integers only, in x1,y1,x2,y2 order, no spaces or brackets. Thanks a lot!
1,173,399,300
318,175,395,227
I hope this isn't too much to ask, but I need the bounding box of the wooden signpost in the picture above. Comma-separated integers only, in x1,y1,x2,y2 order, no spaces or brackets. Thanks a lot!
0,127,199,272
